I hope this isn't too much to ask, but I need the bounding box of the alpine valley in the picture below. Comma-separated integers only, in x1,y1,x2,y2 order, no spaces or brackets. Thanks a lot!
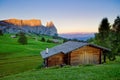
59,32,95,41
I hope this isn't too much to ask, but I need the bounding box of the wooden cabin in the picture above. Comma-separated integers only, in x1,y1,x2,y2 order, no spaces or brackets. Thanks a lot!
41,41,110,67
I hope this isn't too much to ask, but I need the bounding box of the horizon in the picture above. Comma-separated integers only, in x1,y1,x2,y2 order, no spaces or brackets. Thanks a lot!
0,0,120,33
59,32,96,34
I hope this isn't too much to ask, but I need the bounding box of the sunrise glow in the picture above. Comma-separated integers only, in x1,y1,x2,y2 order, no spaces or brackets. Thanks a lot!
0,0,120,33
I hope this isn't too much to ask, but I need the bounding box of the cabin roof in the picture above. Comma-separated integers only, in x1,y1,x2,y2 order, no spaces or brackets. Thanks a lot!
41,41,110,59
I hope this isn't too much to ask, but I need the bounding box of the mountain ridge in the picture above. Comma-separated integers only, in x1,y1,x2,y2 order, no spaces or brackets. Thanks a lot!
59,33,95,41
0,19,58,36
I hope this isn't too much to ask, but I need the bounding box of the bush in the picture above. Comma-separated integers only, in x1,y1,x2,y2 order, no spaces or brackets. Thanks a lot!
47,39,53,43
41,37,46,42
107,52,116,61
18,32,27,45
0,29,3,36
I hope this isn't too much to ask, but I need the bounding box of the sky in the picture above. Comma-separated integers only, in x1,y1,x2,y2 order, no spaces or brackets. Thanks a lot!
0,0,120,33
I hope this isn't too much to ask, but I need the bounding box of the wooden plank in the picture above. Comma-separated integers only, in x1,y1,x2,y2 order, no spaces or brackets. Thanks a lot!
70,45,101,65
47,53,64,67
48,45,102,66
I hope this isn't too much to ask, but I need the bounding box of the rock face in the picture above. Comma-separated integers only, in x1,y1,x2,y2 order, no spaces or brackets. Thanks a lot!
0,19,58,36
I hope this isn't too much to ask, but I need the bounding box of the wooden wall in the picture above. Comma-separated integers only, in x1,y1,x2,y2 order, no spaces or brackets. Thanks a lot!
46,45,102,67
47,53,64,67
70,46,101,65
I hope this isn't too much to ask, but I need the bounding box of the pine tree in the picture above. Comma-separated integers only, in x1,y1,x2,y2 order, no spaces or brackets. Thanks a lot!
95,18,111,62
93,17,120,61
112,16,120,55
0,29,3,36
18,32,27,45
113,16,120,32
98,18,110,47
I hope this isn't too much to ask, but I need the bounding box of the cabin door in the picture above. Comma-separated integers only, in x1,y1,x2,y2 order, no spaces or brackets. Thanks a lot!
80,51,93,64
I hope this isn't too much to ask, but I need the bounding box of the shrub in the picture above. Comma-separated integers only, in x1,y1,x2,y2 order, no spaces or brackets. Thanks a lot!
41,37,46,42
18,32,27,45
0,29,3,36
47,39,53,43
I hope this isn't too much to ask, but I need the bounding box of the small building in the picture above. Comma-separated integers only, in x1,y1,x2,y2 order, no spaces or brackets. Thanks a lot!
41,41,110,67
10,35,16,38
51,39,61,43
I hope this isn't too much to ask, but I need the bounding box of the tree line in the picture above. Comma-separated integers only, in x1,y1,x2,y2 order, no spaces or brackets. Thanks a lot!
90,16,120,61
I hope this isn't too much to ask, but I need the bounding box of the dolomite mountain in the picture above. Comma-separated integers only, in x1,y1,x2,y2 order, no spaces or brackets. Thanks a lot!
0,19,58,36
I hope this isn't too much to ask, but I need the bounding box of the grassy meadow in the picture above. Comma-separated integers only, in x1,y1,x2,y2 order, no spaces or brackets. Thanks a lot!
0,34,58,77
0,57,120,80
0,34,120,80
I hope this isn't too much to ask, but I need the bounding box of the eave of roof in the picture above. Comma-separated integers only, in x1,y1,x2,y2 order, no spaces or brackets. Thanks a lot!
88,43,111,51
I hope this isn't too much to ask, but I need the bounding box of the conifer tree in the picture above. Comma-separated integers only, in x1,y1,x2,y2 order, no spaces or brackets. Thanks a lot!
98,18,110,47
18,32,27,45
112,16,120,55
0,30,3,36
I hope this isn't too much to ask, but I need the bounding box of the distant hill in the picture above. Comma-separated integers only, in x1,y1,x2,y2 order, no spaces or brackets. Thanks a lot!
59,32,95,41
0,19,58,36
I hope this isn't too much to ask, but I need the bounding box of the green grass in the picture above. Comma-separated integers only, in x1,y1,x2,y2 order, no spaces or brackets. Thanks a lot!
0,57,120,80
0,34,57,59
0,56,42,77
0,34,120,80
0,34,58,77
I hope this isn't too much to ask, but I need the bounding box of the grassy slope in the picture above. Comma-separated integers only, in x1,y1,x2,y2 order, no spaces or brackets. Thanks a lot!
0,57,120,80
0,34,120,80
0,34,56,58
0,34,57,77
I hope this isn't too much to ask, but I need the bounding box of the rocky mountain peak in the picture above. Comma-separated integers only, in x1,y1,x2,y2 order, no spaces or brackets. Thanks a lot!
4,18,42,26
0,19,58,36
22,19,42,26
46,21,54,27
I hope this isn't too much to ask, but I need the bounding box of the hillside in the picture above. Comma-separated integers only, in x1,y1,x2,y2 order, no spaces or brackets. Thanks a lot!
0,57,120,80
0,19,58,36
0,34,120,80
0,34,58,77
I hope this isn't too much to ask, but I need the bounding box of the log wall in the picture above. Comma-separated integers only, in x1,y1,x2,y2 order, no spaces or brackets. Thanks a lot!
70,46,101,65
47,53,64,67
46,45,102,67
